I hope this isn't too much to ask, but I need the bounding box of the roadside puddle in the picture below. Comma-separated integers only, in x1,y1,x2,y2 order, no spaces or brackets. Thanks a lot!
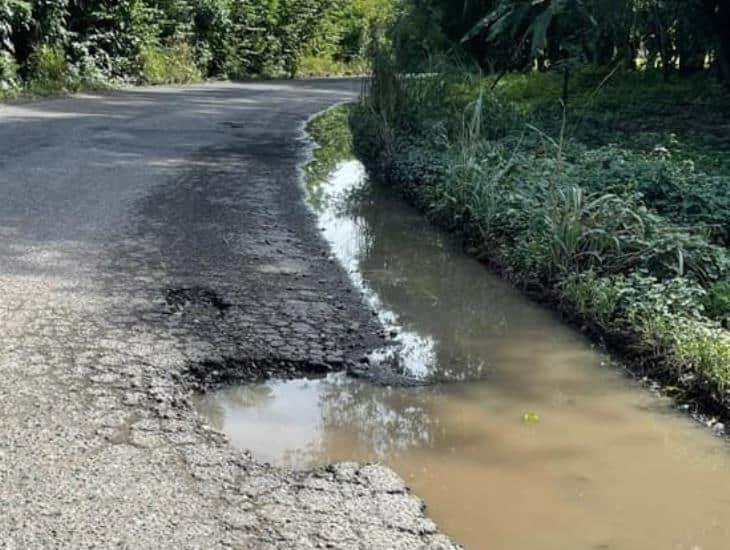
194,159,730,549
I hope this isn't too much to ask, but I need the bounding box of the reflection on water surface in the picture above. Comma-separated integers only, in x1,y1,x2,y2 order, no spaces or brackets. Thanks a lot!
195,160,730,550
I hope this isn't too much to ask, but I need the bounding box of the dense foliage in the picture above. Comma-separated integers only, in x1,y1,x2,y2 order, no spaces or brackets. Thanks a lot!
0,0,392,95
352,21,730,409
394,0,730,84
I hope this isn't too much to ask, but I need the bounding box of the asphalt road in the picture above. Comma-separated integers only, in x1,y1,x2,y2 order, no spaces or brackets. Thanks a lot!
0,81,457,549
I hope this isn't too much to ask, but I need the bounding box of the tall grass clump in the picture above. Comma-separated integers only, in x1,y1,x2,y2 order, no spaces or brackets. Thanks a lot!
27,45,72,95
140,41,202,85
351,48,730,411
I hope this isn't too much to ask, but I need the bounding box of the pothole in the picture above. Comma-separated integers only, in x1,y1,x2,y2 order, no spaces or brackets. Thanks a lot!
164,286,231,317
185,356,336,392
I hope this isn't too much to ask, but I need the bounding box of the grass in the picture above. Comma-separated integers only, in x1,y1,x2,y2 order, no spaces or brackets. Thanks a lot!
139,41,203,85
350,58,730,413
296,54,370,78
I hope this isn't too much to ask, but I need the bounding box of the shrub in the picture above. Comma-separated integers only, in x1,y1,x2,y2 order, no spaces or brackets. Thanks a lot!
140,40,202,85
27,44,72,94
0,51,19,93
560,272,623,330
568,146,730,246
704,281,730,327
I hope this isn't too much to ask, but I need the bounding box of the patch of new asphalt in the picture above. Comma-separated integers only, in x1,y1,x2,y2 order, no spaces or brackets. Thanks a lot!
0,81,459,549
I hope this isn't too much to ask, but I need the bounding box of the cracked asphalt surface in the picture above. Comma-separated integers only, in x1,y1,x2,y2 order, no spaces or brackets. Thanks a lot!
0,81,458,549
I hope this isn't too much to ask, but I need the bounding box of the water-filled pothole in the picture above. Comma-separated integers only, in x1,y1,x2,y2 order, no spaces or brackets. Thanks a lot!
195,158,730,549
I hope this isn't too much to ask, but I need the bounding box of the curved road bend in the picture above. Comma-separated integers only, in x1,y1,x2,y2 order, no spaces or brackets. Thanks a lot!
0,81,457,549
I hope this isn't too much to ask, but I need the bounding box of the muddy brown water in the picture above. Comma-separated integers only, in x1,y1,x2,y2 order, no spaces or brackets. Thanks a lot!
195,161,730,549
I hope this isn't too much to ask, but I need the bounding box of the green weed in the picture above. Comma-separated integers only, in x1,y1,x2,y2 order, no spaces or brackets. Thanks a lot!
140,41,202,85
27,45,72,95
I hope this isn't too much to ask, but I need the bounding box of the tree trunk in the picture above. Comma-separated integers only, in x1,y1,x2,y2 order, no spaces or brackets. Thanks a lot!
678,21,705,77
653,7,672,81
704,1,730,83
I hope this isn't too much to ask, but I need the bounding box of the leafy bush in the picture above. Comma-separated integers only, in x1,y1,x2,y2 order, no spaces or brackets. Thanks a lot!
0,51,19,92
704,281,730,328
566,147,730,246
140,40,202,85
27,44,71,94
560,272,622,330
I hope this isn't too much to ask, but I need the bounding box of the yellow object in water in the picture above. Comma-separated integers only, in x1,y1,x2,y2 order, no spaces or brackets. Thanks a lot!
522,411,540,424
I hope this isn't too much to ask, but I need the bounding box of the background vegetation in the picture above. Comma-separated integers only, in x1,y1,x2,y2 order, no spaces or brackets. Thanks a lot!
0,0,393,96
352,0,730,410
392,0,730,83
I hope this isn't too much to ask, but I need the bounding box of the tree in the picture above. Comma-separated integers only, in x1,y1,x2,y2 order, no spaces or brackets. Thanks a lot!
395,0,730,83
